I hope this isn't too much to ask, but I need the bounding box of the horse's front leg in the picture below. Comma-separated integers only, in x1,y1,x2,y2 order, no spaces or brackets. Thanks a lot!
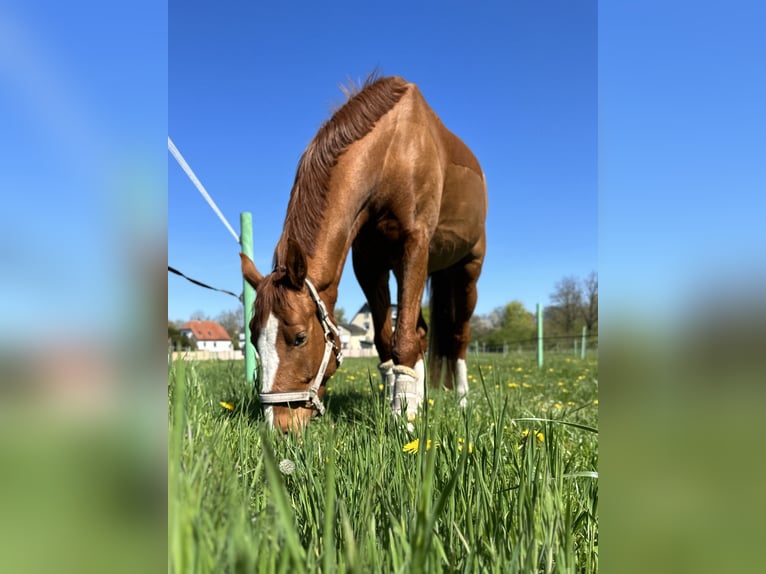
391,229,430,422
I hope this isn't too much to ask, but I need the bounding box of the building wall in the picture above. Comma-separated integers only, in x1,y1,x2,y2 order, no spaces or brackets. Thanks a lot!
196,340,234,352
350,309,374,341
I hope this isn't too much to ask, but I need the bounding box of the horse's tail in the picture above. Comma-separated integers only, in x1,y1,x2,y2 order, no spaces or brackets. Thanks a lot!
427,268,458,388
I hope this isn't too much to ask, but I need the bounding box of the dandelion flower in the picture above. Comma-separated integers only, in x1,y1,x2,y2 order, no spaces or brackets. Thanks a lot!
535,431,544,443
219,401,235,411
402,438,432,454
378,383,384,391
507,382,519,388
522,383,532,389
278,459,296,475
593,399,599,406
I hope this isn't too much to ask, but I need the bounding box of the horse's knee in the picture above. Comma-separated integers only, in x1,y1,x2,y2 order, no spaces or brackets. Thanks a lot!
391,330,422,367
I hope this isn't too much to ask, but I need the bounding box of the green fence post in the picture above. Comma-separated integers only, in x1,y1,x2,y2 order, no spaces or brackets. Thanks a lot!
537,303,544,369
240,212,256,386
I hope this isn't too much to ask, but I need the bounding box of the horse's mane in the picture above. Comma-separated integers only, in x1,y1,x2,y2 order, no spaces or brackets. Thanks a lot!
279,74,409,260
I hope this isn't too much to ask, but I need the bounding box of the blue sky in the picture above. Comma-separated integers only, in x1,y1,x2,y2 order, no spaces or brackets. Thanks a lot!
3,2,760,340
168,1,597,322
0,1,166,343
599,0,765,326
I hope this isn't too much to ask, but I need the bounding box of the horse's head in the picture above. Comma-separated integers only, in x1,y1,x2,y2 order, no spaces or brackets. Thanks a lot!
240,239,342,433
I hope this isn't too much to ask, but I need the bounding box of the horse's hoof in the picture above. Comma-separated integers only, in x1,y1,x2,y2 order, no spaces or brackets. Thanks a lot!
391,364,423,420
378,360,395,405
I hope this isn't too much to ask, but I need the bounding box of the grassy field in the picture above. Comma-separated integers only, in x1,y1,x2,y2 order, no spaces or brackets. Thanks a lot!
169,353,598,573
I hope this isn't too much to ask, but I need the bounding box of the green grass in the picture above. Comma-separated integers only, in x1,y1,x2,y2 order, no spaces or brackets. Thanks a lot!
169,353,598,573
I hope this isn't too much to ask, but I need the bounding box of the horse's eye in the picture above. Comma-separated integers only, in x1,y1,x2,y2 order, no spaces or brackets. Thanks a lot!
294,332,307,347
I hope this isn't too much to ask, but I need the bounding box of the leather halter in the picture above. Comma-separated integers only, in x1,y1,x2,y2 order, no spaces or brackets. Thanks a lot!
258,278,343,416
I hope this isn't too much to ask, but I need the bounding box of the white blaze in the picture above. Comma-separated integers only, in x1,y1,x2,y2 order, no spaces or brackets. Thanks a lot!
256,313,280,428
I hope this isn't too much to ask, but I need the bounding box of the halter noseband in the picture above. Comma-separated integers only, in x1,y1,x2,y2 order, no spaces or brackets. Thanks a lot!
258,278,343,416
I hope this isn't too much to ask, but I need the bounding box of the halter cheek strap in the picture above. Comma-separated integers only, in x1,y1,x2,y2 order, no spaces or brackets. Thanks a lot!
258,278,343,416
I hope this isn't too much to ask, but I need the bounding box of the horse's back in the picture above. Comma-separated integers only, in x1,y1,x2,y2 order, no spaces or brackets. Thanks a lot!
349,79,487,270
405,86,487,271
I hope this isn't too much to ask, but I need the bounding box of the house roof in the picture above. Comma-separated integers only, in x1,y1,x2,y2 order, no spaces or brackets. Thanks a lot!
354,302,397,316
340,323,367,336
180,320,231,341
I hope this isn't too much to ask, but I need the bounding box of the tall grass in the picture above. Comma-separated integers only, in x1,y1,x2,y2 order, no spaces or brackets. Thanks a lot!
169,354,598,572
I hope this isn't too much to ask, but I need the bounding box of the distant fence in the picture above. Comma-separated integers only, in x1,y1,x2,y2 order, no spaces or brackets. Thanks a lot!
171,350,244,361
470,334,599,356
170,347,379,362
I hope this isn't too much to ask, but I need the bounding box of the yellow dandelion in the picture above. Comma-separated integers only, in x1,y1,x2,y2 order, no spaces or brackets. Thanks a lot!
507,382,519,388
522,383,532,389
593,399,599,406
562,388,569,394
567,401,576,406
402,438,432,454
553,402,564,409
535,431,544,443
548,368,554,372
378,383,384,391
521,429,530,439
557,381,565,387
428,398,434,405
219,401,235,411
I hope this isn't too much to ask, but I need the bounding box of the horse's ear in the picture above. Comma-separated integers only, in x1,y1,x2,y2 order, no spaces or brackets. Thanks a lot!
240,253,264,289
284,238,307,289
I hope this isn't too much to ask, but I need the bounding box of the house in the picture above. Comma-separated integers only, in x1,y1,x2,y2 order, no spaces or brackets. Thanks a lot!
338,322,369,351
342,303,398,352
180,320,234,352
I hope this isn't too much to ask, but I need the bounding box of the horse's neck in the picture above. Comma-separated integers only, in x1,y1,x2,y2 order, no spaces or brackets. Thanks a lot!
281,188,366,308
306,205,361,300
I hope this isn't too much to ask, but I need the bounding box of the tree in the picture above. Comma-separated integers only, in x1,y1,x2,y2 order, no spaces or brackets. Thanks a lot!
581,271,598,334
189,309,210,321
216,307,244,337
168,322,196,351
334,307,347,324
548,276,583,334
474,301,536,348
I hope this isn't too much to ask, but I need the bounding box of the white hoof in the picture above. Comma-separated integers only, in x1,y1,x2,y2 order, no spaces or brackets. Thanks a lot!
391,364,423,421
378,360,395,405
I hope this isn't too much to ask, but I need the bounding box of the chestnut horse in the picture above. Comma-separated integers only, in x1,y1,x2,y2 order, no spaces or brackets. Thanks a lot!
241,74,487,432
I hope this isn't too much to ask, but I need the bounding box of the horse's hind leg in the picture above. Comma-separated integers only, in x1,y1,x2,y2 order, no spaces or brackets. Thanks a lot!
429,253,483,406
352,245,396,398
